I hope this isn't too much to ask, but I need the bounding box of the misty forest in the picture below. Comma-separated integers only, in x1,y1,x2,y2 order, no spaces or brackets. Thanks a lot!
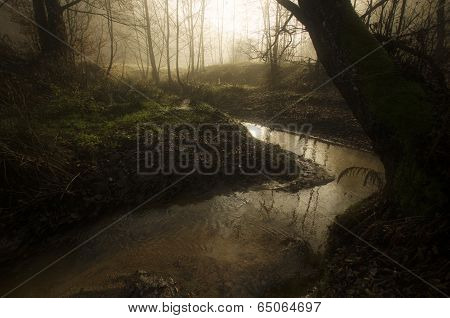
0,0,448,297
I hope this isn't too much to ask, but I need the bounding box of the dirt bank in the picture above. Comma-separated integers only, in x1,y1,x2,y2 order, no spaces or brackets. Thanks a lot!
184,84,373,151
316,195,449,297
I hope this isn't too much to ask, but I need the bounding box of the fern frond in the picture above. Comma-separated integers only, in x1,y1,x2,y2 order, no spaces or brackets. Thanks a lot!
337,166,384,189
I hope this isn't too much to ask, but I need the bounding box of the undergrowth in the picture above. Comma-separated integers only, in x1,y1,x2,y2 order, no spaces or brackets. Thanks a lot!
0,57,235,260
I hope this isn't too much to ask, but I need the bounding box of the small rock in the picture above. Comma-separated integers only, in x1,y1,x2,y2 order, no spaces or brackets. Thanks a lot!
122,271,182,298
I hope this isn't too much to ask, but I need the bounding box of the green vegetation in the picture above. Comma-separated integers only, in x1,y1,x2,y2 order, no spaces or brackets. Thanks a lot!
0,77,224,159
1,62,319,261
0,65,240,258
190,62,330,90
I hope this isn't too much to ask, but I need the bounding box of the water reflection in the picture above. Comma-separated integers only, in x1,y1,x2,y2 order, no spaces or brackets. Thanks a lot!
0,123,384,297
242,122,384,249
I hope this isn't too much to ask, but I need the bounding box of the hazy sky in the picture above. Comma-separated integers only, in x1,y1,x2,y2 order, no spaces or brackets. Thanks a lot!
206,0,265,38
0,0,316,65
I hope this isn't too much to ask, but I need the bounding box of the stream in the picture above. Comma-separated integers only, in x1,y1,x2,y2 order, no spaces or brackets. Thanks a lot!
0,123,384,297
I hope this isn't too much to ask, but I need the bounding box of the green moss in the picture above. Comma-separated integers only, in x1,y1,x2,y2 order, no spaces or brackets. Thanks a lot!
341,6,431,132
337,0,433,146
75,133,101,151
0,78,230,166
334,1,439,215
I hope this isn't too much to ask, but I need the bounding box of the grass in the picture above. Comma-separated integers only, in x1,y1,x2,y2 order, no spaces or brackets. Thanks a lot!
0,75,229,163
0,65,315,264
190,62,331,91
0,67,236,253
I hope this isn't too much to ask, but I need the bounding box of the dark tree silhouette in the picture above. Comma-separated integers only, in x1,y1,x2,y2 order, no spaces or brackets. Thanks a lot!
276,0,445,214
32,0,82,61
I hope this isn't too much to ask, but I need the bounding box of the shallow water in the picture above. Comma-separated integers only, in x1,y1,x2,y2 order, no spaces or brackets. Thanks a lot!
1,123,384,297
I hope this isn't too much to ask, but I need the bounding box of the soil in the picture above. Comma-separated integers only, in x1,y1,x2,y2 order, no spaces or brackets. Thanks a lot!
3,72,446,297
316,195,449,297
0,117,332,264
198,85,373,151
192,83,450,298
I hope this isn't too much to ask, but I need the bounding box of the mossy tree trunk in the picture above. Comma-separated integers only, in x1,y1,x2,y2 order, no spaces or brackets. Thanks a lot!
32,0,80,63
276,0,444,214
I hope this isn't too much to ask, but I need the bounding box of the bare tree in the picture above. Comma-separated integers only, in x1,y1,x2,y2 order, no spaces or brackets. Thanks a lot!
32,0,83,62
434,0,446,64
217,0,224,64
197,0,206,71
105,0,114,75
165,0,172,82
175,0,182,84
143,0,160,83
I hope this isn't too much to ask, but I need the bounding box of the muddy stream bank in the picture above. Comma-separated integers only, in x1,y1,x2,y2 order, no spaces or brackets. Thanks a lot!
0,123,384,297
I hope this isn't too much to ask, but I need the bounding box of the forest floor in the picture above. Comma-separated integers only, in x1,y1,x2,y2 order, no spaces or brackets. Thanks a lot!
188,84,372,151
1,60,448,297
0,61,332,264
189,64,449,297
316,195,449,297
188,63,372,151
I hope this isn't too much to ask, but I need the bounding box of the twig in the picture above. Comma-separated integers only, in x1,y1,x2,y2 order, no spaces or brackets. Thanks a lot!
59,172,81,200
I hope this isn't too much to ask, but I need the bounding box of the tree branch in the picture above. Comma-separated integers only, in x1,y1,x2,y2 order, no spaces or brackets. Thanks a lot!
67,8,146,30
361,0,390,19
61,0,83,11
275,0,306,22
0,0,11,10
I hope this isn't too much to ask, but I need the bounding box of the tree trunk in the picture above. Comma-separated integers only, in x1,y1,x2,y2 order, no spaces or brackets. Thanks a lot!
105,0,114,76
175,0,182,85
143,0,160,84
188,0,195,75
434,0,447,64
396,0,407,34
271,3,281,81
165,0,172,83
32,0,71,62
218,0,224,64
231,0,236,63
197,0,206,71
132,7,146,79
32,0,49,50
276,0,442,214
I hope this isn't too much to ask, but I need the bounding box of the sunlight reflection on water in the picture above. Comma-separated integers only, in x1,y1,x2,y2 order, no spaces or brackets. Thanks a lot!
1,123,384,297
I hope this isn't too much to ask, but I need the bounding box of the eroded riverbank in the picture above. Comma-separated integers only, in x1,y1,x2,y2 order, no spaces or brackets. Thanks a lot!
0,123,383,297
